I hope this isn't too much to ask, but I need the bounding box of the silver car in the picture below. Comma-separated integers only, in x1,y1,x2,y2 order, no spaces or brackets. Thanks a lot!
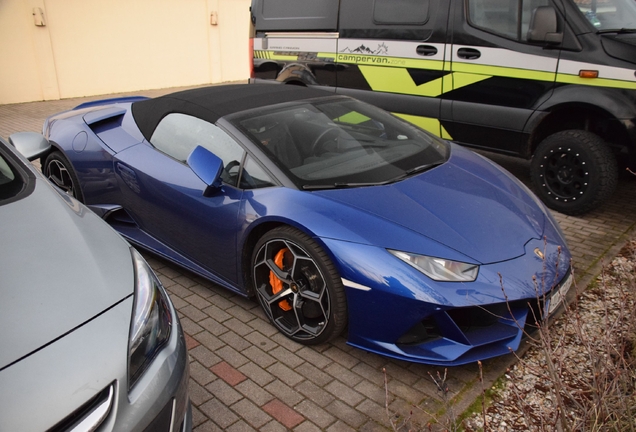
0,133,191,431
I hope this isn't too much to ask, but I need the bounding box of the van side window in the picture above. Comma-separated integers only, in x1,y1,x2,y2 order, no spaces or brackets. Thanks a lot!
373,0,428,25
468,0,550,41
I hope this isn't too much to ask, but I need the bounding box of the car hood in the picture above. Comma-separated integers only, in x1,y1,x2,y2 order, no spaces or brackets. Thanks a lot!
314,145,546,264
0,178,134,370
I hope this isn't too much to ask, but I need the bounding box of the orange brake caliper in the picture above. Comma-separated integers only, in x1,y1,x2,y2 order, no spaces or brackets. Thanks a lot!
269,249,292,311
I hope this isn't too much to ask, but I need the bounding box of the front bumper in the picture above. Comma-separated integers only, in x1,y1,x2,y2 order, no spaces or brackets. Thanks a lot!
323,236,571,366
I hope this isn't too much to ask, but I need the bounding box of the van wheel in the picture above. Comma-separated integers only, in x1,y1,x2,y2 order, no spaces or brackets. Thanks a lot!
530,130,617,215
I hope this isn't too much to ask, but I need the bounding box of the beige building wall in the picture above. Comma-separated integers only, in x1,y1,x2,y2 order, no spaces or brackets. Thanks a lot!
0,0,251,105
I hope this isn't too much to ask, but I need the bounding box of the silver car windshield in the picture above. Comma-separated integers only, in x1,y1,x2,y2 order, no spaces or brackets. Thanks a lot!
235,98,449,189
572,0,636,31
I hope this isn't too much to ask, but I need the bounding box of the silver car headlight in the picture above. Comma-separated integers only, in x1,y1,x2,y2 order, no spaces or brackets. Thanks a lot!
128,248,172,390
389,250,479,282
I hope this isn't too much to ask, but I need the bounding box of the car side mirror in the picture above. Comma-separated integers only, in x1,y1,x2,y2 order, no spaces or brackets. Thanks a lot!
187,145,224,197
8,132,51,161
527,6,563,45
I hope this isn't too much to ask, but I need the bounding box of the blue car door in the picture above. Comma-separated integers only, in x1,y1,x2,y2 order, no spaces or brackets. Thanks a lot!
113,114,247,287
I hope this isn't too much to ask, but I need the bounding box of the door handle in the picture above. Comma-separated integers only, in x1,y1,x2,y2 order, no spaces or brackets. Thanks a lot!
457,48,481,60
416,45,438,56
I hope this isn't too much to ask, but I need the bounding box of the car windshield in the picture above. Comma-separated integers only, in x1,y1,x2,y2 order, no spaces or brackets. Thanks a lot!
234,98,449,189
572,0,636,31
0,151,23,202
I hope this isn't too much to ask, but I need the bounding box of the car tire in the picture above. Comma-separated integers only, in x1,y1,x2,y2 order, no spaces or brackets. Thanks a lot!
252,226,347,345
43,151,85,202
530,130,617,215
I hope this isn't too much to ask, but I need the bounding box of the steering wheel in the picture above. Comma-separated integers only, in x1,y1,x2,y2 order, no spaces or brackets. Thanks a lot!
309,128,340,156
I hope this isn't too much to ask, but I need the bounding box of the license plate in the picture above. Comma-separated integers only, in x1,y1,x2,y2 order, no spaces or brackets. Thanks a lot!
548,273,573,315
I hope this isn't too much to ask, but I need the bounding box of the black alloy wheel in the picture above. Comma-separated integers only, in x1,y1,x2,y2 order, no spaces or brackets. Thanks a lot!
531,130,617,215
252,226,347,345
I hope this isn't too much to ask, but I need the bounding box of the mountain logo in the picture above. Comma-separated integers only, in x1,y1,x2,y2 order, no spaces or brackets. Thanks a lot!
340,42,389,55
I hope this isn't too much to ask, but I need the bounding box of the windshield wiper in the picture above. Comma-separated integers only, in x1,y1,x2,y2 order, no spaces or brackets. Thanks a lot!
404,161,444,176
303,180,393,190
380,161,445,183
597,28,636,34
387,161,445,183
302,161,444,191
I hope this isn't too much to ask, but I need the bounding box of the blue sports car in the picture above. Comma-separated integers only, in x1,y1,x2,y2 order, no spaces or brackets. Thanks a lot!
33,84,571,365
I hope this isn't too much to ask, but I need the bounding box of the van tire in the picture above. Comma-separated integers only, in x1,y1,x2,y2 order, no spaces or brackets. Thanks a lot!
530,130,618,215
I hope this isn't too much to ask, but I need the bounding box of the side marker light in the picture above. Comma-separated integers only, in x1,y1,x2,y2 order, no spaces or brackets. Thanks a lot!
579,70,598,79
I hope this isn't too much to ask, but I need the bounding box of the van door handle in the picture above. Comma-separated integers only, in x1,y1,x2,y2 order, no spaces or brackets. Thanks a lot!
416,45,438,56
457,48,481,60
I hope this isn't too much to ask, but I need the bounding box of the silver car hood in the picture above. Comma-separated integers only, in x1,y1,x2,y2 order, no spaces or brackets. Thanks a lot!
0,179,134,370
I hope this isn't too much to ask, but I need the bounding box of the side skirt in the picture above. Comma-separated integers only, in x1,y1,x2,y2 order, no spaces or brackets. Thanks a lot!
89,204,247,297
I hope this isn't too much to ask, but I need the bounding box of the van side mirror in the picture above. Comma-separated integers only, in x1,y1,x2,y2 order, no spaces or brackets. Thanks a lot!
527,6,563,45
8,132,51,161
187,145,224,197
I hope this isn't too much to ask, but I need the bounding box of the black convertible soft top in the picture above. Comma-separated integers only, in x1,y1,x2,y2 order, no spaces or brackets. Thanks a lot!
132,84,332,141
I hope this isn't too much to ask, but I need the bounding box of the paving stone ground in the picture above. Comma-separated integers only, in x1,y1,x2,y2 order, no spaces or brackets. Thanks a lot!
3,86,636,431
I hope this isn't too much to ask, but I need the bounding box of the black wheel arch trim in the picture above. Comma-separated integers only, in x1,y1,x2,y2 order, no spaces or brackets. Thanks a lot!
524,85,636,158
536,85,636,120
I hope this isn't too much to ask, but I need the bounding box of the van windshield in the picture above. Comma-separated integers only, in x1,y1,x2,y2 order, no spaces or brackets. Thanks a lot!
234,98,449,190
572,0,636,31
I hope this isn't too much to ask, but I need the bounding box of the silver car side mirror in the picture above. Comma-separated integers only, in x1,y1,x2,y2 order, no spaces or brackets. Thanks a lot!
8,132,51,161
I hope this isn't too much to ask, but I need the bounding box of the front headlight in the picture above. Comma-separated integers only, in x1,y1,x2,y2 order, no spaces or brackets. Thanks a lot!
389,250,479,282
128,248,172,390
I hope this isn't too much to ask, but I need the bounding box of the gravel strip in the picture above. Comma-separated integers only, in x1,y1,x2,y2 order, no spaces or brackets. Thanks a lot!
464,240,636,432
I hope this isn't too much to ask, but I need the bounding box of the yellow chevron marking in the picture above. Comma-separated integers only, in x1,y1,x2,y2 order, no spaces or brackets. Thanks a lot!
556,73,636,89
442,73,453,94
452,62,556,82
254,51,298,61
359,66,444,97
393,113,452,139
255,51,338,62
451,72,492,90
254,50,272,59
